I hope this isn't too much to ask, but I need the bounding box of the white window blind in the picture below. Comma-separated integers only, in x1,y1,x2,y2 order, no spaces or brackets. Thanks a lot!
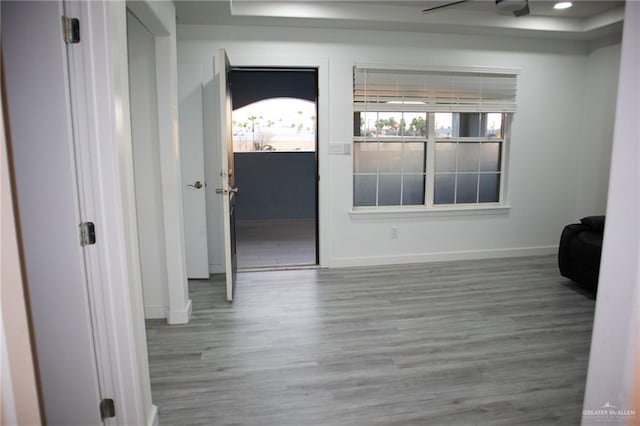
354,67,518,113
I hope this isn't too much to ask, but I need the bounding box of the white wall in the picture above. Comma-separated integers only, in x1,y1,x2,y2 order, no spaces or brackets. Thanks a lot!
574,38,621,218
177,24,621,268
1,58,41,426
128,11,170,318
583,2,640,420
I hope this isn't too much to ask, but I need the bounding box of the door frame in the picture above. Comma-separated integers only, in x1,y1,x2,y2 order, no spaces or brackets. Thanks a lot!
3,1,160,424
229,66,320,267
227,55,330,267
126,1,191,325
59,1,160,424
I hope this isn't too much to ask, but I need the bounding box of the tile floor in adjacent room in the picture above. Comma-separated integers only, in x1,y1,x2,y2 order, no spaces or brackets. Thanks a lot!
235,218,317,269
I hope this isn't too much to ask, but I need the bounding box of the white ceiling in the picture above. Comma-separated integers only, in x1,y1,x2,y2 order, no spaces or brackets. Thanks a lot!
174,0,625,40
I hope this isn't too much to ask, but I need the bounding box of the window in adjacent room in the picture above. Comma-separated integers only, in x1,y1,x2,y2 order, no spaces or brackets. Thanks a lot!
353,66,517,208
232,98,316,152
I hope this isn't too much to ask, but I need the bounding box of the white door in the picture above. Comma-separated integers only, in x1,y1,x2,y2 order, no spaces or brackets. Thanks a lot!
217,49,237,301
2,1,103,424
179,64,210,279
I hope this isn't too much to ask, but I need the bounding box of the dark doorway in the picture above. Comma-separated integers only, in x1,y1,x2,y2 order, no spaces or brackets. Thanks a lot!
230,68,319,269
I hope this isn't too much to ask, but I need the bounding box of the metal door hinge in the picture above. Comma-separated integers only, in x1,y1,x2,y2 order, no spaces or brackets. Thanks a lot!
62,16,80,44
99,398,115,421
79,222,96,246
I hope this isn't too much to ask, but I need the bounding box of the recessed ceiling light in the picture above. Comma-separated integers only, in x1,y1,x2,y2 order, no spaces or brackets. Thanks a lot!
554,2,573,10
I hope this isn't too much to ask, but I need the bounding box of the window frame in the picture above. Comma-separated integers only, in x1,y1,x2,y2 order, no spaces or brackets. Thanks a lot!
352,65,517,213
353,112,512,211
428,112,510,208
353,111,429,207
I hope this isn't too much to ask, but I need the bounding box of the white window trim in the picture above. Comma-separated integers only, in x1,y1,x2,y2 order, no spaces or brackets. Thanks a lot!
352,65,518,212
349,204,512,220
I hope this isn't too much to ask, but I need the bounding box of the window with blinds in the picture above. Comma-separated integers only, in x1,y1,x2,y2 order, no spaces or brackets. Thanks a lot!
353,66,517,208
353,67,518,113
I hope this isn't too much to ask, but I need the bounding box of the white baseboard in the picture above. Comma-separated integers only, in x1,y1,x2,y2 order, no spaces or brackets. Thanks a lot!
144,305,168,319
168,299,192,325
329,246,557,268
188,274,210,279
209,263,224,274
147,404,159,426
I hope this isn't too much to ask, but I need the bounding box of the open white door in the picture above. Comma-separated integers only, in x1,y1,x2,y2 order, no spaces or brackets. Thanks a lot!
2,1,103,423
178,64,210,278
217,49,237,302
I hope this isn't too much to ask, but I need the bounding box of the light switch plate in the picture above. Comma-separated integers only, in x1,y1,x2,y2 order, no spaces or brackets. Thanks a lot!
329,143,352,155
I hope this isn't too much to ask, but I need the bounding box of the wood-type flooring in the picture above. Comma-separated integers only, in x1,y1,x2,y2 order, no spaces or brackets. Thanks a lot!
146,255,596,425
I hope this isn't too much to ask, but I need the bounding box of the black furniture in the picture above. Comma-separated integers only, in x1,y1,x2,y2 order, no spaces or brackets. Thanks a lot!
558,216,605,291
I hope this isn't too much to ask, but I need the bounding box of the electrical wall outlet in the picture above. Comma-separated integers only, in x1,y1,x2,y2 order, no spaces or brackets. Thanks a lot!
391,226,398,239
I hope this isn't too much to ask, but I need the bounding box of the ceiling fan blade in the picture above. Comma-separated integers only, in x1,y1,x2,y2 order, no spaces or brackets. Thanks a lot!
422,0,470,14
513,3,530,17
495,0,530,17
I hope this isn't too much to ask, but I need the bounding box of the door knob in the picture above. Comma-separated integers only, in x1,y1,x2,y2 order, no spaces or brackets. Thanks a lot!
187,180,204,189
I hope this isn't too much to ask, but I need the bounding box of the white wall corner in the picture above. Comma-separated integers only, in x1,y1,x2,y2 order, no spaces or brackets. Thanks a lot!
168,299,192,325
209,263,225,274
147,404,159,426
138,0,192,328
143,305,169,320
